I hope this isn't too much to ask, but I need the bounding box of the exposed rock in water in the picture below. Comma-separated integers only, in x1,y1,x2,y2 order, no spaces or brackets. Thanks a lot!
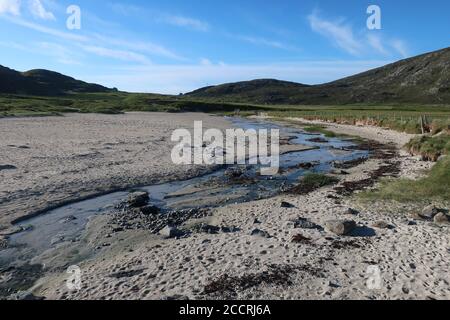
307,137,329,143
325,220,357,236
127,191,150,208
0,236,7,250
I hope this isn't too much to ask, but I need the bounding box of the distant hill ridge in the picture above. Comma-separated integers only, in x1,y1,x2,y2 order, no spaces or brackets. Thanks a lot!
0,65,112,96
187,47,450,105
1,46,449,104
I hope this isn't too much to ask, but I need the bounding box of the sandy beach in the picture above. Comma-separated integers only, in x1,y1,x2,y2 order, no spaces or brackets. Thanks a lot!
0,113,231,231
1,113,449,300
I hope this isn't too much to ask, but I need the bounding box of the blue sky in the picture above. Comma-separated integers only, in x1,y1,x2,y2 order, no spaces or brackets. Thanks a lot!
0,0,449,93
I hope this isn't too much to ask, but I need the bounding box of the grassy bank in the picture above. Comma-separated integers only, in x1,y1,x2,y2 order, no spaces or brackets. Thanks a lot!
360,134,450,202
0,92,268,117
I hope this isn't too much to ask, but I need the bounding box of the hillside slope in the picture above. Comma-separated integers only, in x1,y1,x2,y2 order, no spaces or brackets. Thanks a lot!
0,65,112,96
187,47,450,105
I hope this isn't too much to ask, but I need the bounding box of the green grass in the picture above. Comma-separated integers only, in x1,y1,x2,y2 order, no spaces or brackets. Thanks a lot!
0,92,269,117
265,106,450,134
360,133,450,202
303,125,338,138
406,135,450,161
360,156,450,202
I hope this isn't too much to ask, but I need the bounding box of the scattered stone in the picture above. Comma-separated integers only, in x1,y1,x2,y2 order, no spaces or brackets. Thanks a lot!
325,220,357,236
406,220,417,226
421,205,440,219
250,229,271,238
159,226,183,239
292,217,322,230
127,191,150,208
343,208,359,216
308,137,329,143
163,295,190,301
140,205,159,216
281,201,295,208
60,215,77,223
333,157,368,169
291,234,311,244
194,224,221,234
0,236,7,249
434,213,450,225
0,164,17,171
253,218,261,224
372,221,394,229
7,291,44,301
112,227,124,233
221,226,240,233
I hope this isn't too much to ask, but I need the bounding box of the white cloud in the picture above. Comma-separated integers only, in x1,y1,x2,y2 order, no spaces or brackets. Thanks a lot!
3,15,88,41
367,34,389,55
28,0,54,20
37,42,82,65
92,34,186,61
308,11,362,56
0,0,21,16
308,10,410,59
87,60,391,94
81,45,151,65
159,14,209,32
237,35,288,50
391,39,409,58
200,58,212,66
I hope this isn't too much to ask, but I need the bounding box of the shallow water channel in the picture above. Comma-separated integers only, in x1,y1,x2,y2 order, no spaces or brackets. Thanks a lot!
0,118,369,266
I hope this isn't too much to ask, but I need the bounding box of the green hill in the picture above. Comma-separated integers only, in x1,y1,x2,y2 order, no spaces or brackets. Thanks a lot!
0,65,113,96
187,47,450,105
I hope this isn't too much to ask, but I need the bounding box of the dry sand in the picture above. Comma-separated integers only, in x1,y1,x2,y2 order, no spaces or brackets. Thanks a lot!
0,112,231,231
23,115,449,301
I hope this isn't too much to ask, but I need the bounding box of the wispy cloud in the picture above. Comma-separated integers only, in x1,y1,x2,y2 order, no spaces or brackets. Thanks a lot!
1,14,183,64
0,0,21,16
28,0,55,20
3,15,89,41
37,42,82,65
158,14,209,32
80,45,152,65
308,10,410,59
391,39,409,58
237,35,289,50
308,11,362,56
367,33,389,55
109,3,210,32
92,34,186,61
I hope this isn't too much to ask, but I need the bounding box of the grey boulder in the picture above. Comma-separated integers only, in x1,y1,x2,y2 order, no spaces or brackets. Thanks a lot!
325,220,357,236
